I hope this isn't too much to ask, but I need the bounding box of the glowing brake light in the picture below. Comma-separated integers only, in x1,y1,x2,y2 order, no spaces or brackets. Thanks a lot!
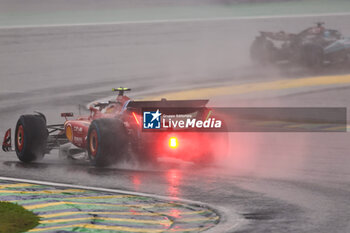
169,137,178,149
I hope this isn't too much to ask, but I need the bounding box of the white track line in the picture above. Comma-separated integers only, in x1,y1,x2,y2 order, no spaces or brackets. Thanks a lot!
0,12,349,29
0,176,244,232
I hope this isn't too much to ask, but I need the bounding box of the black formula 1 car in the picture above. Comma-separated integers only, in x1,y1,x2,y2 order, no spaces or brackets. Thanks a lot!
2,88,228,166
250,22,350,68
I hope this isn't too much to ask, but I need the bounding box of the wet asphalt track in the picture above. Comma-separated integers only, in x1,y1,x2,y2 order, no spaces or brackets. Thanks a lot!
1,15,350,232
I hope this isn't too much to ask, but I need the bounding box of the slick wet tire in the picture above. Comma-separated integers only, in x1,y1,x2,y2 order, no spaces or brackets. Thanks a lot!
15,115,48,163
303,44,324,68
87,118,128,167
250,37,275,65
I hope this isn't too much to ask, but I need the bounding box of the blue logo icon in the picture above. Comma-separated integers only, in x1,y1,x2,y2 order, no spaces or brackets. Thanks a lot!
143,109,162,129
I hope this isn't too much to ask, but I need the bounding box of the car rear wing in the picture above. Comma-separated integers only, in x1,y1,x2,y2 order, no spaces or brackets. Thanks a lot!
259,31,295,41
127,99,209,114
127,99,208,109
126,99,209,116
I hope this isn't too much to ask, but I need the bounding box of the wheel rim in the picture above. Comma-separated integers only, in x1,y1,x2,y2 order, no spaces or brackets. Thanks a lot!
89,129,98,157
17,125,24,152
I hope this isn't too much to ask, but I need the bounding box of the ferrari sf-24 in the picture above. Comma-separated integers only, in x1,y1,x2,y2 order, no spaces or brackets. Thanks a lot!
2,88,227,166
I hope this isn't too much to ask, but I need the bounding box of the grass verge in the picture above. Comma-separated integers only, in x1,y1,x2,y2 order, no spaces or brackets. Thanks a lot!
0,201,39,233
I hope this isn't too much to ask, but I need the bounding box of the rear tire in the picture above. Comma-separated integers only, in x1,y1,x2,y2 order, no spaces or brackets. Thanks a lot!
302,44,324,68
87,118,128,167
15,114,48,163
250,37,275,65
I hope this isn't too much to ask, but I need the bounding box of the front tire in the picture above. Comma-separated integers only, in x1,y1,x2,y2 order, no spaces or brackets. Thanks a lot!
15,114,48,163
87,118,128,167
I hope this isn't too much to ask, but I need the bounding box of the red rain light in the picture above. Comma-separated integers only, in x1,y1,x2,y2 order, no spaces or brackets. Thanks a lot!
169,137,178,149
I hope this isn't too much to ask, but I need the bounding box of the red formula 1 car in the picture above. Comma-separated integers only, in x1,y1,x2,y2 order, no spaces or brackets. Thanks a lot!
2,88,228,166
